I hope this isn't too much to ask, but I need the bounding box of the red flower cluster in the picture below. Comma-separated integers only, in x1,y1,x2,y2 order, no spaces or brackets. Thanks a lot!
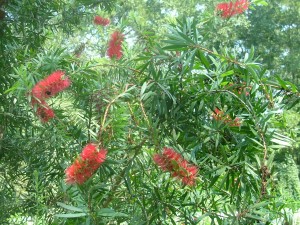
94,16,110,26
36,102,55,123
107,31,124,60
65,143,107,185
216,0,249,18
31,71,71,122
212,108,241,127
153,147,198,186
32,71,71,101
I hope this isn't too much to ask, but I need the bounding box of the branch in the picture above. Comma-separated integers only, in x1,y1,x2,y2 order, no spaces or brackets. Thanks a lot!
97,85,134,145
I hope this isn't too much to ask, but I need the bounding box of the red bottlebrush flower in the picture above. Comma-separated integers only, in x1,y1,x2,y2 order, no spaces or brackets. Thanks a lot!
216,0,249,18
153,147,198,186
234,0,249,14
31,70,71,101
65,143,107,185
107,31,124,60
65,159,86,184
94,16,110,26
81,143,107,164
36,102,55,123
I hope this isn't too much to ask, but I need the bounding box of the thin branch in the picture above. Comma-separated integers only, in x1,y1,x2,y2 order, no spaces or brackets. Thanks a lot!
97,86,132,144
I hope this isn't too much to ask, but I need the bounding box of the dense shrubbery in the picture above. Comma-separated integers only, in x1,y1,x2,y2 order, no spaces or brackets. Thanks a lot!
0,0,299,224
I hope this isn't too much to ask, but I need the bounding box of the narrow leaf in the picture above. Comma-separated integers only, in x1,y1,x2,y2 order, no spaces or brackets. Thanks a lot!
55,213,86,218
57,202,84,212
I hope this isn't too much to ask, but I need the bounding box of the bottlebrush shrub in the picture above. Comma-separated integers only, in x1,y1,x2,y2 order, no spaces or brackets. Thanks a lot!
94,15,110,26
3,14,297,224
153,147,198,186
216,0,249,18
65,143,107,185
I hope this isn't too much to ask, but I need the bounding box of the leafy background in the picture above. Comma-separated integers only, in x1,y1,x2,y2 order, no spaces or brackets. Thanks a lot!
0,0,299,224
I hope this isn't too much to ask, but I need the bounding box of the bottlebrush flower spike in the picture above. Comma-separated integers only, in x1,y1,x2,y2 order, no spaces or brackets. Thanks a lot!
153,147,198,186
216,0,249,18
107,31,124,60
31,70,71,101
65,143,107,185
94,16,110,26
36,102,55,123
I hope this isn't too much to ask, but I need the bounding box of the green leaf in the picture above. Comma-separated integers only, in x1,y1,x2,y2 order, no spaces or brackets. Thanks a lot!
196,50,210,69
140,82,148,96
156,83,176,104
245,213,264,221
142,91,155,101
220,70,234,78
162,43,189,51
247,66,259,83
249,201,269,209
252,0,268,6
266,151,275,168
275,76,288,90
57,202,85,212
285,81,298,93
55,213,86,218
4,81,20,94
248,138,263,147
176,31,195,44
195,213,210,223
248,46,255,62
270,138,292,147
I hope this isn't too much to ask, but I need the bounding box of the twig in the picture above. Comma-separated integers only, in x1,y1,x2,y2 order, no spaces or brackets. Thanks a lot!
97,86,132,145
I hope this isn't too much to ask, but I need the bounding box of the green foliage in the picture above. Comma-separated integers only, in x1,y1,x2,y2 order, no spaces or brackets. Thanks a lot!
238,0,300,84
1,1,300,224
